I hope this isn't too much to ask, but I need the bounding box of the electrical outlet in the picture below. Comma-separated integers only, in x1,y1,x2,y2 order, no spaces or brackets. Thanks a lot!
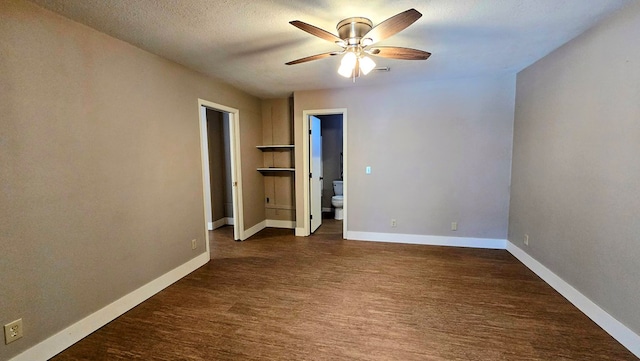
391,219,397,227
4,319,23,344
451,222,458,231
524,234,529,246
191,239,197,250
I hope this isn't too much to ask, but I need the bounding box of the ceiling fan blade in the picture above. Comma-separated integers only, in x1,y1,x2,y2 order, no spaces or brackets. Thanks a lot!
285,52,340,65
290,20,343,44
362,9,422,45
367,46,431,60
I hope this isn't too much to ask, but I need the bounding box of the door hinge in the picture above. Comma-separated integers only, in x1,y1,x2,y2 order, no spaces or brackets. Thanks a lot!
309,172,312,178
310,215,313,220
309,130,312,135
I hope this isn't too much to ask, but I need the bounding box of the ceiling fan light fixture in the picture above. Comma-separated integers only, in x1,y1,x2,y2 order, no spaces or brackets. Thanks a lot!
287,9,428,82
359,56,376,75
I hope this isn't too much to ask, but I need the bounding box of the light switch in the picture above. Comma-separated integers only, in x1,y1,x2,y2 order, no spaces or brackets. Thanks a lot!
366,166,371,174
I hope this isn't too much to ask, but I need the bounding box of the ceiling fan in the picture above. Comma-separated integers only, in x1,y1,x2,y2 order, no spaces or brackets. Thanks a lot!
285,9,431,80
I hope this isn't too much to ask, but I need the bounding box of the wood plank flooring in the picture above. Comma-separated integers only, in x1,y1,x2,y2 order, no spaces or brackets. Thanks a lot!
51,222,637,360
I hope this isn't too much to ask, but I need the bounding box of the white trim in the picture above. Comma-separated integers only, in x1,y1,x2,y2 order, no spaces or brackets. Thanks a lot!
211,218,226,230
346,231,506,249
198,105,213,251
229,111,244,241
301,109,348,238
322,207,332,213
342,111,348,239
242,220,266,240
507,242,640,358
266,220,296,229
9,253,209,361
208,218,234,231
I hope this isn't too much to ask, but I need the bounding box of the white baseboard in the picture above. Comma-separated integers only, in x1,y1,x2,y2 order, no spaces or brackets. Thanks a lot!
345,231,506,249
9,252,210,361
242,220,266,240
322,207,332,213
295,227,307,237
242,220,294,239
266,220,296,229
208,217,233,231
211,218,226,230
506,242,640,358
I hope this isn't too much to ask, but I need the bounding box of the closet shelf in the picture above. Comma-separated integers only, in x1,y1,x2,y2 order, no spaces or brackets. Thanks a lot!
257,145,294,172
257,167,295,172
256,145,294,150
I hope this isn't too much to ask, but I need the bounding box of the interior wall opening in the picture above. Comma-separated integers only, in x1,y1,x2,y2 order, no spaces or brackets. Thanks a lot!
199,99,244,245
309,113,345,236
206,109,234,231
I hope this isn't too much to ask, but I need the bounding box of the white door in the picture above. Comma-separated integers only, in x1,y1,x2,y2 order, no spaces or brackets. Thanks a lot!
309,116,323,233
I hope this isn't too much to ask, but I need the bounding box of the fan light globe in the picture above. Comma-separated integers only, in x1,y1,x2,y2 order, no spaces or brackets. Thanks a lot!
359,56,376,75
341,52,357,67
338,52,357,77
338,63,353,77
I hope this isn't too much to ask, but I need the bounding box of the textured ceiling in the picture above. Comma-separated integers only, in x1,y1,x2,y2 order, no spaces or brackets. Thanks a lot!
29,0,632,98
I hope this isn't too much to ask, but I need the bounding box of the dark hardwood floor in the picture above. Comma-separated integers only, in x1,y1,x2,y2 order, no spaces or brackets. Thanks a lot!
51,223,636,360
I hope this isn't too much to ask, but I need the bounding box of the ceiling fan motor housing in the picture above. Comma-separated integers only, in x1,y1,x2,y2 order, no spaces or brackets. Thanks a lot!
337,17,373,45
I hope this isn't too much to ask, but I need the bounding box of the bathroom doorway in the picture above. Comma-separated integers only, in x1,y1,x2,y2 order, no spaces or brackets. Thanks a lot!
198,99,244,247
317,114,344,220
303,109,347,237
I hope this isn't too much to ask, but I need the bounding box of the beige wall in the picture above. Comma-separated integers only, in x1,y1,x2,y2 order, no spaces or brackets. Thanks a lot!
509,2,640,334
0,1,262,359
294,75,516,239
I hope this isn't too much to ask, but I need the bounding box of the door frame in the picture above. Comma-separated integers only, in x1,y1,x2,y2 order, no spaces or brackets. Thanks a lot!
301,109,347,237
198,99,244,249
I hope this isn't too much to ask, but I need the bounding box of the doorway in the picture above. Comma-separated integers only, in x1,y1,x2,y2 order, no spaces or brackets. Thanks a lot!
317,114,344,220
302,109,347,237
198,99,244,247
205,109,233,230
